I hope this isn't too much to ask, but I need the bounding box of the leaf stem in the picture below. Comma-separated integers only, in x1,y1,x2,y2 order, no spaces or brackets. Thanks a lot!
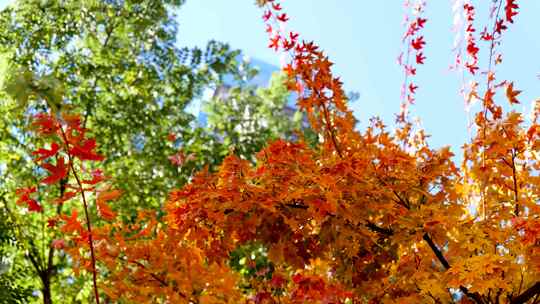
58,125,101,304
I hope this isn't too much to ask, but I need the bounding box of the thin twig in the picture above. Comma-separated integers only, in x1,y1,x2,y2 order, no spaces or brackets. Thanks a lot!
58,126,101,304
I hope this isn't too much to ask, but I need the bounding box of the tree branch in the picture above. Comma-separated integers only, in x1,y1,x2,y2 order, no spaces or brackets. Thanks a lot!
366,221,393,236
422,232,484,304
511,282,540,304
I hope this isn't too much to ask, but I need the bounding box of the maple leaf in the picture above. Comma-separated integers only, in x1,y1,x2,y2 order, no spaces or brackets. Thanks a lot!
276,13,289,22
283,39,295,51
97,200,116,220
505,0,519,23
16,186,36,203
69,139,104,161
416,52,426,64
411,36,425,51
292,273,305,284
271,3,281,11
466,41,479,56
32,113,58,135
495,19,507,34
82,169,106,185
409,83,418,94
15,188,43,212
53,191,77,205
62,113,83,132
465,62,479,74
505,82,521,104
270,274,287,288
51,239,65,249
483,89,495,106
97,189,122,204
96,189,121,220
41,157,68,184
27,199,43,212
47,218,58,228
262,10,271,21
269,35,280,51
416,17,427,28
495,54,503,65
405,65,416,76
33,142,60,161
480,28,493,41
61,210,83,234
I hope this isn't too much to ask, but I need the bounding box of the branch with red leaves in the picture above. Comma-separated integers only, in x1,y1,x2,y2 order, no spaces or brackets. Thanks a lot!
16,111,121,304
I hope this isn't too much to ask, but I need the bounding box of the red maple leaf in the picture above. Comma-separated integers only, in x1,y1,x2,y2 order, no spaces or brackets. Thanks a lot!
495,19,507,34
262,10,272,21
292,273,305,284
416,18,427,28
69,139,104,161
283,39,295,51
480,27,493,41
416,52,426,64
41,157,69,185
411,36,425,51
33,142,60,161
32,113,58,135
16,186,36,202
16,187,42,212
405,65,416,76
47,218,58,228
27,199,43,212
505,0,519,23
466,41,479,57
409,83,419,94
271,3,281,11
62,113,83,133
270,274,287,288
53,191,77,205
82,169,106,185
276,13,289,22
51,239,65,249
269,35,280,51
289,31,299,41
465,62,479,74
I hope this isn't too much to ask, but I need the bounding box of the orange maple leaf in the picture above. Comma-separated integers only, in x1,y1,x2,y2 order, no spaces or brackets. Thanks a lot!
96,189,121,220
505,82,521,104
61,210,83,234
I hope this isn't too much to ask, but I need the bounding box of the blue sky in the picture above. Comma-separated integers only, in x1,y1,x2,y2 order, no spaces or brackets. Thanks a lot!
2,1,539,152
177,1,540,151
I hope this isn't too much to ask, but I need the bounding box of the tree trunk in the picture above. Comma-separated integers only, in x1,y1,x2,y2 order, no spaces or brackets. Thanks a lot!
41,273,52,304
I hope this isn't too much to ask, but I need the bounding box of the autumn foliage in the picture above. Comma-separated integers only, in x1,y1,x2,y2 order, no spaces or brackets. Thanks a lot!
14,0,540,303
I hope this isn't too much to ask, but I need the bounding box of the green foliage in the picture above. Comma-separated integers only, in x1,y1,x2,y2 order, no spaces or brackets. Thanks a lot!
229,242,274,293
0,203,33,304
0,0,304,302
201,61,305,163
0,0,235,302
